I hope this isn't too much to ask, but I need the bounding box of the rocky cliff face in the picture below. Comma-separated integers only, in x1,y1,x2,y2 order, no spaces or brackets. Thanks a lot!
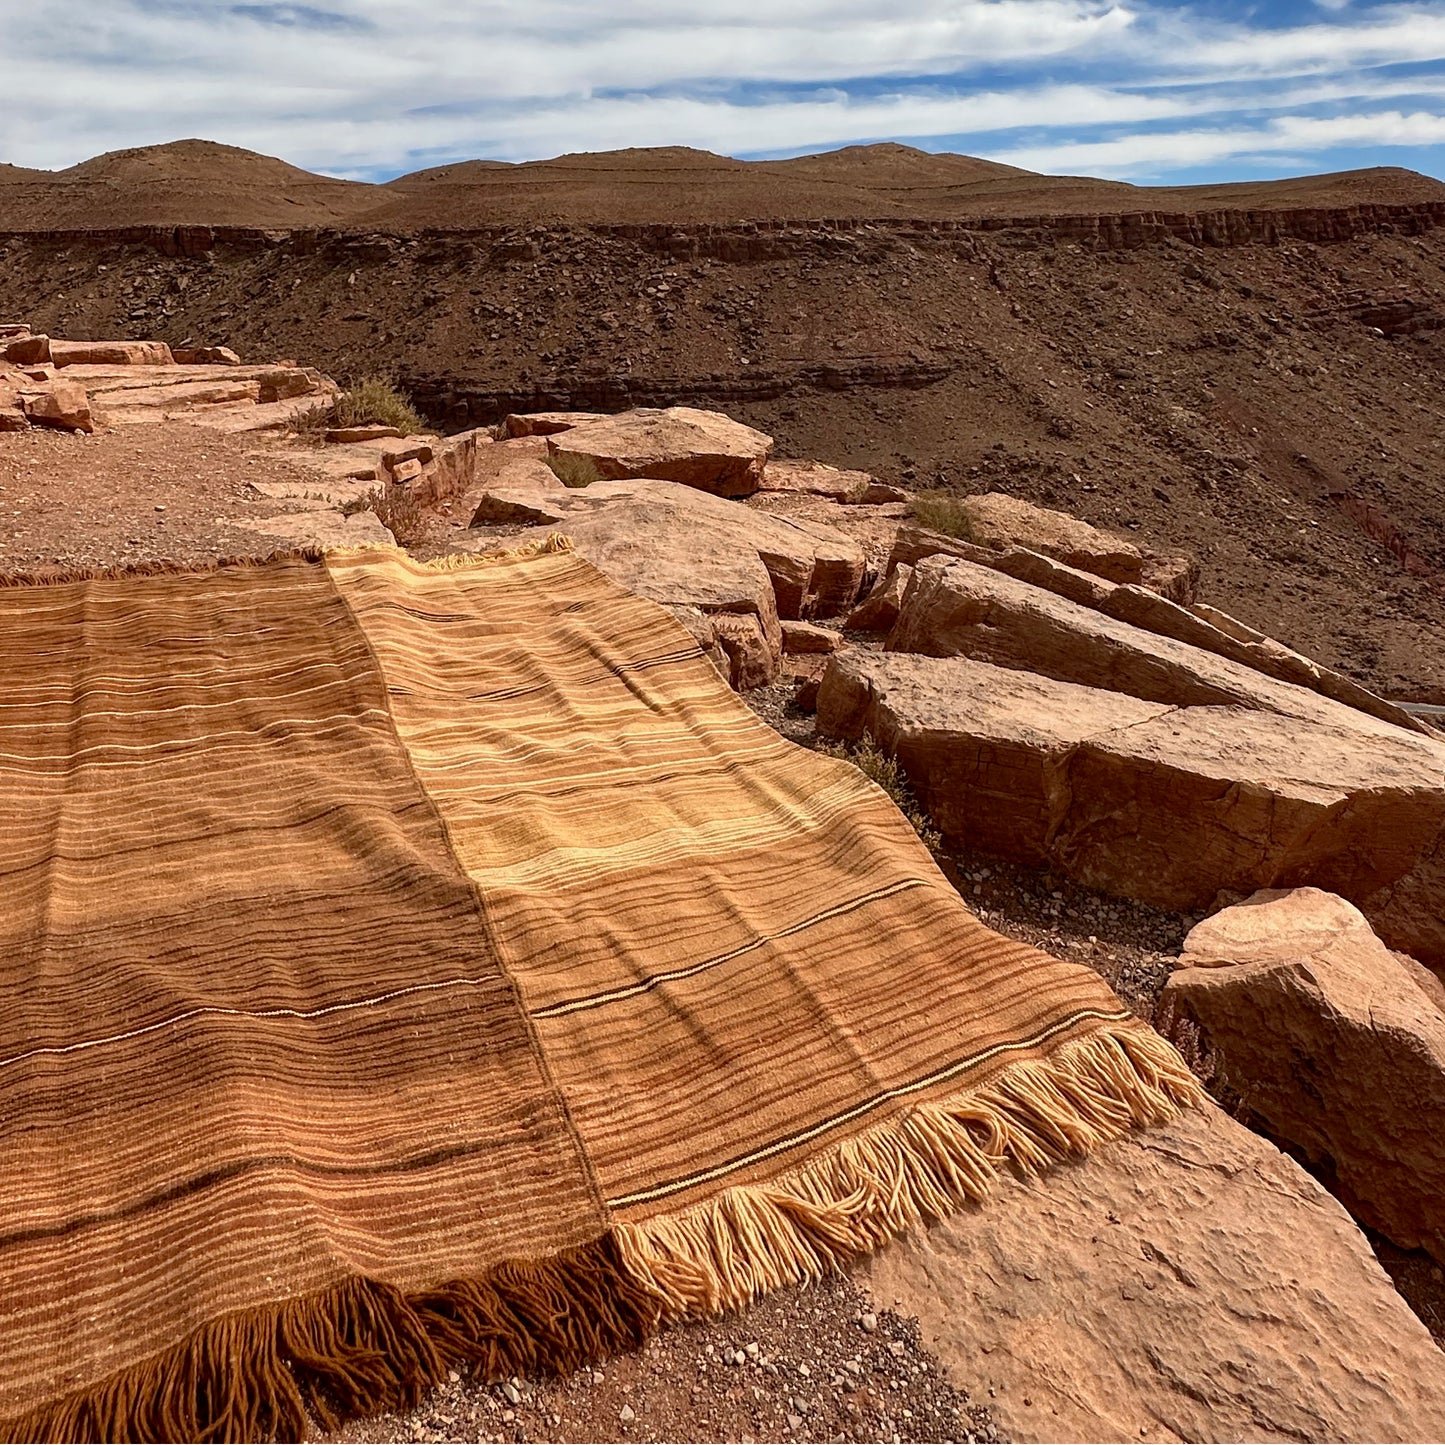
3,194,1443,700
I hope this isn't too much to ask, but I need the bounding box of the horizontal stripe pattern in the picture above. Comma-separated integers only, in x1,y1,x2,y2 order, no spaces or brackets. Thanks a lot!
328,548,1138,1222
0,556,600,1426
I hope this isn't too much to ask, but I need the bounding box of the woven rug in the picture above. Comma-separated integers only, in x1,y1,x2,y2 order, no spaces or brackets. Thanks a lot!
0,540,1202,1442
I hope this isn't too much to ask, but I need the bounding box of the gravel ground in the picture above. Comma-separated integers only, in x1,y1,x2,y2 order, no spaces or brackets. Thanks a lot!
0,422,354,571
334,1274,996,1445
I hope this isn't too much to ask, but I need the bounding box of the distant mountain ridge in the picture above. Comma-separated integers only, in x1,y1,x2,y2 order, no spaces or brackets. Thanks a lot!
2,138,1442,231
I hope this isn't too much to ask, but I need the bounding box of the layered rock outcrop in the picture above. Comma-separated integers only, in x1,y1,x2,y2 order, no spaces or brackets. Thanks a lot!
817,646,1445,966
466,431,866,686
1163,889,1445,1262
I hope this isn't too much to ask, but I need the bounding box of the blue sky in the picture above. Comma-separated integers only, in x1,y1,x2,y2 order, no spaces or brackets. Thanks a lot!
2,0,1444,185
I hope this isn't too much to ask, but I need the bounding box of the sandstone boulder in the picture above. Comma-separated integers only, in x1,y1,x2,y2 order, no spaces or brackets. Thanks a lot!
759,458,871,500
890,527,1119,608
886,555,1431,740
499,411,606,438
0,371,27,431
325,425,401,444
19,378,93,433
956,492,1145,583
469,467,569,525
862,1102,1445,1444
816,650,1445,963
780,621,840,655
50,340,175,368
1140,552,1200,605
1163,888,1445,1261
74,363,333,426
546,406,771,498
1100,586,1426,736
1188,599,1423,734
664,605,730,680
846,564,912,632
467,439,571,525
818,650,1170,865
2,334,50,366
856,482,909,505
888,524,999,572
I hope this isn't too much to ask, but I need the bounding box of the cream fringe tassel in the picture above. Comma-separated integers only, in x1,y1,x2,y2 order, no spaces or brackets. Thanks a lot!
614,1022,1205,1318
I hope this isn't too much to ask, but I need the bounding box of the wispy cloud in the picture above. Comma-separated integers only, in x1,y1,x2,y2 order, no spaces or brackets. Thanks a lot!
0,0,1443,185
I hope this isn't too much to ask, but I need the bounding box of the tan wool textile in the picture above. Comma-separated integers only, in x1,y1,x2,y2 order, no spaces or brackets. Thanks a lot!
0,542,1203,1440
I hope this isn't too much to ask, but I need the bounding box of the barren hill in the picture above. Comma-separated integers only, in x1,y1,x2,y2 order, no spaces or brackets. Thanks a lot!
2,139,1443,701
5,139,1443,229
0,139,380,229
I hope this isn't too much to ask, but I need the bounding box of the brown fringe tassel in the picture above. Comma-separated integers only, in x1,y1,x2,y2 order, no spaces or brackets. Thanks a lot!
0,548,330,589
614,1022,1205,1319
3,1235,661,1445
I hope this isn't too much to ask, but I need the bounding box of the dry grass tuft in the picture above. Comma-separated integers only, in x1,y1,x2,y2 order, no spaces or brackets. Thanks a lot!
290,376,426,442
815,732,941,852
911,492,978,542
341,484,425,545
546,451,602,489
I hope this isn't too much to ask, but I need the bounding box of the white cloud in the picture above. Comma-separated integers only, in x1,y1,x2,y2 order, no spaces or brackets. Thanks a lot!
0,0,1442,182
993,109,1445,176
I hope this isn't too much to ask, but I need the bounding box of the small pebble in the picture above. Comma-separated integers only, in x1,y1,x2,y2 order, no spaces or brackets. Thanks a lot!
619,1403,636,1423
860,1312,878,1333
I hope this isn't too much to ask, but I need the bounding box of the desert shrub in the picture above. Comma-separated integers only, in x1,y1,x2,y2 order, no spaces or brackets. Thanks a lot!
545,451,602,488
815,732,941,852
911,492,977,542
341,484,424,545
290,376,425,440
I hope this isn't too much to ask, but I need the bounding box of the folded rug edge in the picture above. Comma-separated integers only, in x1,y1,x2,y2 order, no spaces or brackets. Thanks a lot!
2,1235,660,1445
613,1020,1206,1319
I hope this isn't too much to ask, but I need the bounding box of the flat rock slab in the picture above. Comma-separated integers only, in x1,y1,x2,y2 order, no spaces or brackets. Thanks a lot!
888,555,1431,743
499,410,607,438
759,458,872,500
958,491,1144,583
235,508,393,549
816,650,1445,964
49,340,175,367
888,536,1421,737
862,1103,1445,1444
546,405,772,497
1164,888,1445,1260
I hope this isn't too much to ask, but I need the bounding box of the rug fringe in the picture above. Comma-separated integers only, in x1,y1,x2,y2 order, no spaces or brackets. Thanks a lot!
3,1236,660,1444
0,548,328,589
613,1022,1205,1318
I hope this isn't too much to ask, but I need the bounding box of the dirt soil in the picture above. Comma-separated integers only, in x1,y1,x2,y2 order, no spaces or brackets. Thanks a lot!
0,421,360,570
335,1274,996,1445
4,144,1443,698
